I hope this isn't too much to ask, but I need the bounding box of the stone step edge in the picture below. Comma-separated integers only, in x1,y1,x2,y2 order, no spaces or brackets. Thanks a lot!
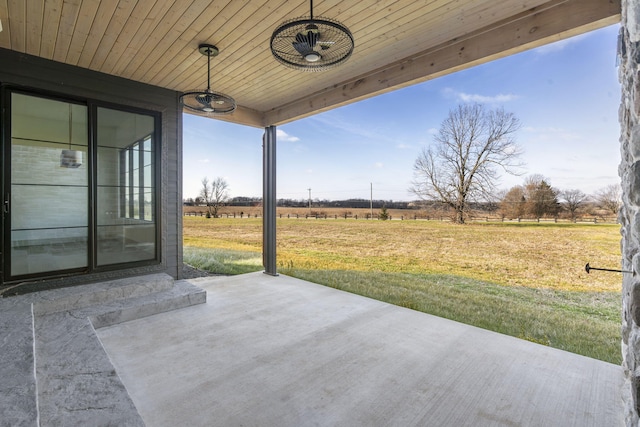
33,273,175,316
0,305,38,427
88,280,207,329
34,313,144,426
34,281,207,426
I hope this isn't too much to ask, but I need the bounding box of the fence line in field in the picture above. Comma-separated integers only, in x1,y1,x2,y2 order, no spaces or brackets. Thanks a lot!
183,211,618,224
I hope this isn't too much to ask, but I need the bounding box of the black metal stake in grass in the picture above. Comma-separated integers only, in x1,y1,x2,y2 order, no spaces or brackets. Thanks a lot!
585,263,634,275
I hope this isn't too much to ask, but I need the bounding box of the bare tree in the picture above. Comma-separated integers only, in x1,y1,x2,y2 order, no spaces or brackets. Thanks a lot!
410,103,523,224
593,184,621,216
200,176,229,217
560,189,588,220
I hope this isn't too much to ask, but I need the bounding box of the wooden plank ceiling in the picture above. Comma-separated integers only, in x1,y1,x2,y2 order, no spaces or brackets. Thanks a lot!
0,0,620,128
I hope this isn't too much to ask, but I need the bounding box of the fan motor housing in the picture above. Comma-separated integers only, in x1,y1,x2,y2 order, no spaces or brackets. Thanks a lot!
198,44,219,57
270,17,354,72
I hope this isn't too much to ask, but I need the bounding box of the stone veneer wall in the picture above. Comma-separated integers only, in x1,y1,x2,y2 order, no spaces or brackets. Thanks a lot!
621,0,640,424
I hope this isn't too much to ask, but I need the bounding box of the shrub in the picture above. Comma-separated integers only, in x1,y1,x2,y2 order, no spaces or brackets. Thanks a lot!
378,206,390,220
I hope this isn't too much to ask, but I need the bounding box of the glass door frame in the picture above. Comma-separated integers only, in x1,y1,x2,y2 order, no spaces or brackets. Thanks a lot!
92,102,161,269
3,88,91,282
0,86,4,284
1,86,162,284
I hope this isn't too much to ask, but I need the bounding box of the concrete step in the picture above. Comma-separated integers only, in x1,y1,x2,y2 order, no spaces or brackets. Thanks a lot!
32,272,175,316
0,273,207,426
34,280,206,426
85,279,207,328
35,310,145,426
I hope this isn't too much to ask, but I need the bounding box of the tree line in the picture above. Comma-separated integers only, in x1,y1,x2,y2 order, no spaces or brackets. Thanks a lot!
184,194,414,210
409,103,620,223
498,178,619,220
187,104,620,222
183,182,619,221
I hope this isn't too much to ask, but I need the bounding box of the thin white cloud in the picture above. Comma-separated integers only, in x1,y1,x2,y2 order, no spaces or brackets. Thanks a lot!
534,32,589,55
502,144,519,155
396,143,413,149
523,126,580,141
309,112,398,144
523,126,564,133
374,162,384,169
442,87,519,104
198,158,210,163
458,92,519,103
277,129,300,142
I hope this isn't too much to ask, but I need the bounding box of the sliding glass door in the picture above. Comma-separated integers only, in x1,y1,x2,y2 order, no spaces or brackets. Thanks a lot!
96,107,156,266
9,93,89,277
3,90,158,282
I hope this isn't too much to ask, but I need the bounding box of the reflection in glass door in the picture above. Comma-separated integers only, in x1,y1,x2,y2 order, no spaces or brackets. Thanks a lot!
96,107,156,266
9,93,89,277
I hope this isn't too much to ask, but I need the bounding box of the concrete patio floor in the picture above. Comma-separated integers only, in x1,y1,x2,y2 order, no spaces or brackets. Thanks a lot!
97,272,624,427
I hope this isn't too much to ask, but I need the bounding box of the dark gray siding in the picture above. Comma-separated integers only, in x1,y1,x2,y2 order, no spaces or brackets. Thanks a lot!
0,48,183,284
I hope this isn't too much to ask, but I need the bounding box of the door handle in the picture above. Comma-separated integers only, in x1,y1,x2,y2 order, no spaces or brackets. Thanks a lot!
3,193,9,214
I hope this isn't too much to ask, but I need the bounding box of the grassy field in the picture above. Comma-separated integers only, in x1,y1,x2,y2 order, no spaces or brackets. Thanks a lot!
183,216,622,363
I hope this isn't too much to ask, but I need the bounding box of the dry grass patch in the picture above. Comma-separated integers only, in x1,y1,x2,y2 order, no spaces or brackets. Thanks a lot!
184,217,620,292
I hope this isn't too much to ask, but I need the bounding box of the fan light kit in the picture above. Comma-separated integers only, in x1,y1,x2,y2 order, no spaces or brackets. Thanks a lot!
60,103,82,168
271,0,354,72
180,44,236,115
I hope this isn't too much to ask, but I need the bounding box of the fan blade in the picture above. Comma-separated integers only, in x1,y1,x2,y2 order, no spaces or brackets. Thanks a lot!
318,41,333,51
295,32,308,44
196,93,213,107
316,31,335,50
293,41,312,55
197,92,228,107
293,28,319,53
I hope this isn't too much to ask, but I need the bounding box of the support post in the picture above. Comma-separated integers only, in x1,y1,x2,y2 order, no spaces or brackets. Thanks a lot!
263,126,278,275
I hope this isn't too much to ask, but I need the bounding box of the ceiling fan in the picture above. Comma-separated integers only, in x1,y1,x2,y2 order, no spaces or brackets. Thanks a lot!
180,44,236,115
270,0,354,71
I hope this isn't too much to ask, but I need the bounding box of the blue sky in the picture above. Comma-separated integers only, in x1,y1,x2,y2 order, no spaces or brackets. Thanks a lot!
183,24,621,202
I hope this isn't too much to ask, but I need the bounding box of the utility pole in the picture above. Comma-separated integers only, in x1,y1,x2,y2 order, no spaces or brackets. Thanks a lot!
370,182,373,219
308,188,312,213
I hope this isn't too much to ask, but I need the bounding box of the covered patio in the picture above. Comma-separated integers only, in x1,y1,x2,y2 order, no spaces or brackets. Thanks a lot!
1,0,636,424
99,272,624,426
